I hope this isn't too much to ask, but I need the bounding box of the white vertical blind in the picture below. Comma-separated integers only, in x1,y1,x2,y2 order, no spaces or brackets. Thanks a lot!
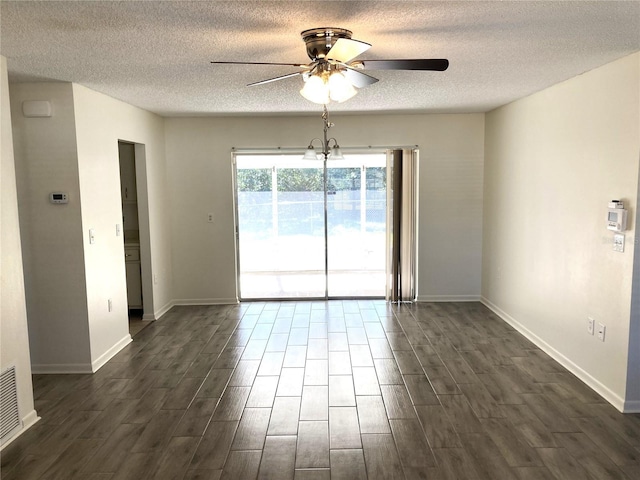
387,149,418,302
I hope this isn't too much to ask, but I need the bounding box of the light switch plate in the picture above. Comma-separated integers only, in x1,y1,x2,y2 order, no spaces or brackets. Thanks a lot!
614,233,625,252
597,323,606,342
89,228,95,244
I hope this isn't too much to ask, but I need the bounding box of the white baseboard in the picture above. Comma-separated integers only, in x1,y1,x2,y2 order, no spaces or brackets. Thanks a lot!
481,296,627,413
91,334,132,372
0,409,40,451
417,295,481,302
32,334,132,374
31,363,94,374
22,409,40,430
172,298,239,306
623,400,640,413
151,299,175,320
144,298,240,322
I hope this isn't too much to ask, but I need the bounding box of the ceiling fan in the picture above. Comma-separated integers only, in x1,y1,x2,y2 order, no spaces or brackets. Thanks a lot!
210,27,449,104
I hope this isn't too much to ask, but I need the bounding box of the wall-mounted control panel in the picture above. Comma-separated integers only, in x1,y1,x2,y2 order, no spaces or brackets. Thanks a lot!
49,192,68,204
607,200,627,232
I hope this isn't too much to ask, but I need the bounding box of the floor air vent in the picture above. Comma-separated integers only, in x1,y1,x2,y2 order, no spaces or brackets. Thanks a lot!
1,365,20,441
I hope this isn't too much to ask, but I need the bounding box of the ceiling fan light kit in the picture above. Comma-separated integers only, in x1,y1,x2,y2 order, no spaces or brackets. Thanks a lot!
300,69,357,104
327,72,357,102
300,74,329,104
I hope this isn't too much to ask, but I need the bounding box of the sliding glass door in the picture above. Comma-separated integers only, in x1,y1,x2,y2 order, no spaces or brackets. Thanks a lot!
234,153,387,300
235,156,325,298
326,156,387,297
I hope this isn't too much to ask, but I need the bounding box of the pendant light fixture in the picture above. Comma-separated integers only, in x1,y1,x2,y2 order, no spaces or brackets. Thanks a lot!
303,105,345,161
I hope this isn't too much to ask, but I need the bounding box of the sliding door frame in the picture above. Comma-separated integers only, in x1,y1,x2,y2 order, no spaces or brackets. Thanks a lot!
232,147,415,301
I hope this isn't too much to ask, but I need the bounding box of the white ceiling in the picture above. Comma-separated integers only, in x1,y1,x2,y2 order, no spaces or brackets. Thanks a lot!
1,1,639,117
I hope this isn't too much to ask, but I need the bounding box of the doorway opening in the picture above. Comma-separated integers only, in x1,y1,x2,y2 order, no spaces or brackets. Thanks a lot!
234,152,387,300
118,141,150,335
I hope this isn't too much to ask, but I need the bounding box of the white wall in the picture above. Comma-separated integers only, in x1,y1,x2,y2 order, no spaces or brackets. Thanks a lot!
164,113,484,304
483,52,640,410
72,84,172,367
10,82,92,372
10,82,171,372
0,56,38,446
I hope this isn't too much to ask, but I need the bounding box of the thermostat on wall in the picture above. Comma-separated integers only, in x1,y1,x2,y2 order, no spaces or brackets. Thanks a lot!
607,200,627,232
50,192,68,204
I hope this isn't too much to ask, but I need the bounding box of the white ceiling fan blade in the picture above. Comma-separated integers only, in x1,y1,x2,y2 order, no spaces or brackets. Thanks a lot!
342,66,379,88
247,72,303,87
326,37,371,63
211,61,309,67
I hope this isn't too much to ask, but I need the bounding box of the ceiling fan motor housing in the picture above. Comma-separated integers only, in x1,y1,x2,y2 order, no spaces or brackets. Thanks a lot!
301,28,353,60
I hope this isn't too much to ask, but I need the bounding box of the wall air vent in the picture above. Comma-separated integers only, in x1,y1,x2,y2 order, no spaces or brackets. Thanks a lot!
0,365,20,442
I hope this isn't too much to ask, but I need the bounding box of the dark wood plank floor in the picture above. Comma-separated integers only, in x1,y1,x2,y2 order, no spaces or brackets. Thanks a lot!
3,301,640,479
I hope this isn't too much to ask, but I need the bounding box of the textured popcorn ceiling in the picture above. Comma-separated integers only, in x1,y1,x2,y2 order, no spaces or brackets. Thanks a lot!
1,1,639,116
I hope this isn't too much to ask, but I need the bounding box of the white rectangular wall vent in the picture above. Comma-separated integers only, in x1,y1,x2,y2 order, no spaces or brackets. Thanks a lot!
22,100,52,117
0,366,20,441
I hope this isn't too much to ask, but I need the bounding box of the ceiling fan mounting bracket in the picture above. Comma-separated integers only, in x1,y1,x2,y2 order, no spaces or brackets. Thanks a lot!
301,27,353,61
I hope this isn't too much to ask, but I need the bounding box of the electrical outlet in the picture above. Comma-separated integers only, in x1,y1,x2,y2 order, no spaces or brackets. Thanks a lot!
597,323,606,342
108,298,113,312
89,228,96,244
587,317,595,335
207,213,214,223
154,274,158,285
